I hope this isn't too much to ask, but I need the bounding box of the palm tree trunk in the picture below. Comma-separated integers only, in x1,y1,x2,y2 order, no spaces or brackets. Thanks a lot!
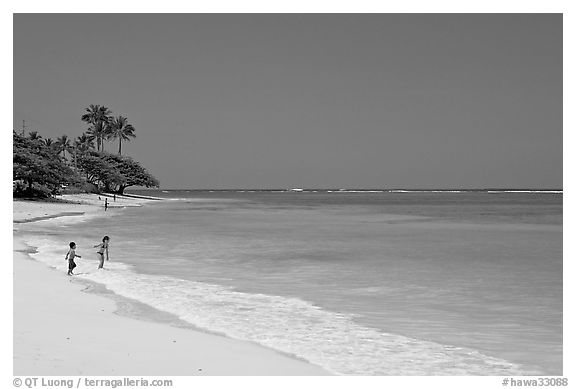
118,138,122,155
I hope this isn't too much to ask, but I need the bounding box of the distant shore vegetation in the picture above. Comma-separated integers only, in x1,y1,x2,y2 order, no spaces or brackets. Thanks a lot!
13,104,159,198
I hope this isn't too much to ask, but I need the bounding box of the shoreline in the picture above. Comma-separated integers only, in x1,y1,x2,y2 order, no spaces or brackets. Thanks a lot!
13,194,331,376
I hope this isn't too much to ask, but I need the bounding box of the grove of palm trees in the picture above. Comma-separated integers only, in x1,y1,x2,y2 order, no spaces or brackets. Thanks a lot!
13,104,158,198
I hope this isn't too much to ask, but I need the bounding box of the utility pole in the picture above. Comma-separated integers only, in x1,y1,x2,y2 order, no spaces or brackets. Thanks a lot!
21,120,27,136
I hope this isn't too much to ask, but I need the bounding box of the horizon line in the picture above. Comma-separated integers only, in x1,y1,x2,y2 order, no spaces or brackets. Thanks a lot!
132,188,564,192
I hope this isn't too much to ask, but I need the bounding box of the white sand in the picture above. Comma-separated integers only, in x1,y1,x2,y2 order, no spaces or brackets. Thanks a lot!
12,193,151,223
13,194,330,375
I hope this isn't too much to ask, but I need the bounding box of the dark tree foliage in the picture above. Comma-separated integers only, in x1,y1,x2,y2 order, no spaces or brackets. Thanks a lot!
76,152,124,191
78,151,159,194
15,104,159,198
13,131,81,198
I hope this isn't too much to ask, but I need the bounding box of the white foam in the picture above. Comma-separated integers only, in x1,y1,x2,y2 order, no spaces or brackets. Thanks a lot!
27,237,534,376
389,190,464,193
486,190,562,194
329,190,386,193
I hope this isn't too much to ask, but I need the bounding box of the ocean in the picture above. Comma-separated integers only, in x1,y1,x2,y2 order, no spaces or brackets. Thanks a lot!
18,190,563,375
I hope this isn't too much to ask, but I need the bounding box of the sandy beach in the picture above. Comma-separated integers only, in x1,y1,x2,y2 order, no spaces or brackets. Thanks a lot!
13,194,330,376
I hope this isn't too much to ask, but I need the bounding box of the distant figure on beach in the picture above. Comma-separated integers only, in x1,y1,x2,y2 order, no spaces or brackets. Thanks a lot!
104,198,108,211
94,236,110,269
65,242,81,276
113,194,116,202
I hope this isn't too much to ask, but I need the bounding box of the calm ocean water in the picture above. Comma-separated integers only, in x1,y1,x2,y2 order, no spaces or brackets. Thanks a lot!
20,190,562,375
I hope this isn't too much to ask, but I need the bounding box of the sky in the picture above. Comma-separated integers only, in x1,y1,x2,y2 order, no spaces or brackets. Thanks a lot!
13,13,562,189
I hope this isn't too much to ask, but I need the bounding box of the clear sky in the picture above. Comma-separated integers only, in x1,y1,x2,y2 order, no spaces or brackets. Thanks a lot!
13,13,562,189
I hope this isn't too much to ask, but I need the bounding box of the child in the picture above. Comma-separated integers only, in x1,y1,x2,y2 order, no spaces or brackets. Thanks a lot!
94,236,110,269
65,242,81,276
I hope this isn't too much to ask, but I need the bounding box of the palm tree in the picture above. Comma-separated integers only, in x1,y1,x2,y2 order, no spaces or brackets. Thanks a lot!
87,122,108,152
75,133,95,152
81,104,112,151
43,138,57,154
55,135,72,159
109,116,136,155
28,131,42,141
102,120,115,152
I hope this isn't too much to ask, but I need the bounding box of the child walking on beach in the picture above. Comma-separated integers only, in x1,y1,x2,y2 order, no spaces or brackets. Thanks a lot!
94,236,110,269
65,242,81,276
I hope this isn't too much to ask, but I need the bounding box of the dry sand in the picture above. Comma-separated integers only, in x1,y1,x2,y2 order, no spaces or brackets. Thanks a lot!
13,194,330,375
